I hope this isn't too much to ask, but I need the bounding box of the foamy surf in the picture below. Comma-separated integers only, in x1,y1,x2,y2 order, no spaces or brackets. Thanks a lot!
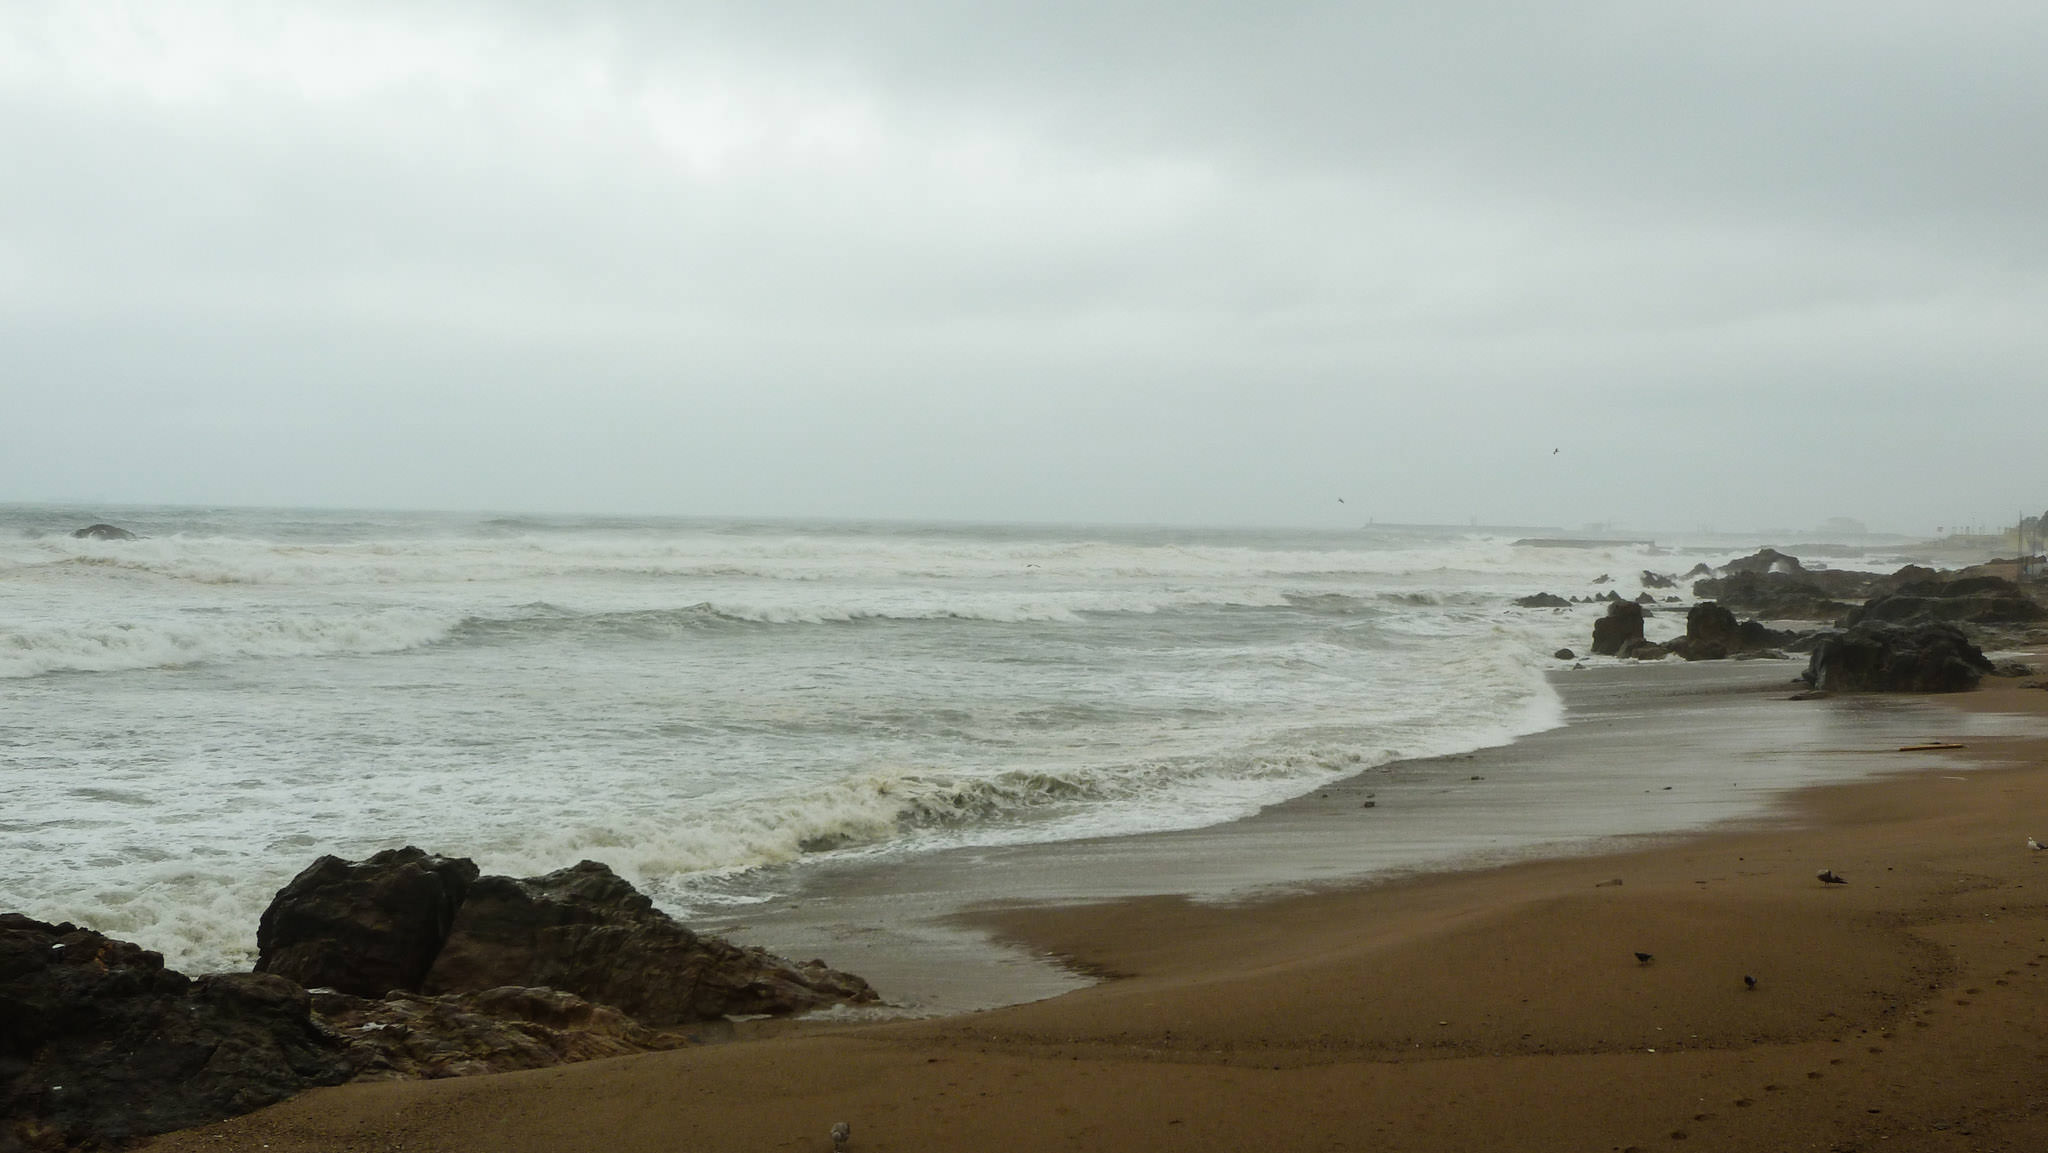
0,505,1740,973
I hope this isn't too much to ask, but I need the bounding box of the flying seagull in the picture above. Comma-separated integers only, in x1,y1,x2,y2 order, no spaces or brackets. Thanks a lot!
1634,952,1654,965
831,1121,851,1151
1817,869,1847,885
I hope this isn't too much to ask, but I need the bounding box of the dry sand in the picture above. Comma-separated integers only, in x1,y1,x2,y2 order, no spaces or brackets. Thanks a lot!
149,670,2048,1152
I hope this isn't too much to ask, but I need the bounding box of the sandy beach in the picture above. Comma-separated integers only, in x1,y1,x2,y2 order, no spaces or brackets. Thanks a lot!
147,662,2048,1152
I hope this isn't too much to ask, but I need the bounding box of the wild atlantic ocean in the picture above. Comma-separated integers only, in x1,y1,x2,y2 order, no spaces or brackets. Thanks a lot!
3,504,1739,973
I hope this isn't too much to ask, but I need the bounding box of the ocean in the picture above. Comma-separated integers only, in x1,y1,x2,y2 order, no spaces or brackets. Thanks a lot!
4,504,1758,974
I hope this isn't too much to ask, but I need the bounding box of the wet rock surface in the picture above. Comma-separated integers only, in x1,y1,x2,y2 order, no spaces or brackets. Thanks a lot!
423,860,878,1026
1799,622,1994,693
1844,576,2047,629
255,846,480,998
7,852,877,1148
1590,601,1644,656
1666,601,1801,661
2,915,352,1152
311,985,693,1080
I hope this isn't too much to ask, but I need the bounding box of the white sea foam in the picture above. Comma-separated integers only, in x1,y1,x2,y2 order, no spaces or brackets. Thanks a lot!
0,506,1757,972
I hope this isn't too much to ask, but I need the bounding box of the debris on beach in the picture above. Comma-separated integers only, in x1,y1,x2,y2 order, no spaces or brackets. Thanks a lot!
1817,869,1848,885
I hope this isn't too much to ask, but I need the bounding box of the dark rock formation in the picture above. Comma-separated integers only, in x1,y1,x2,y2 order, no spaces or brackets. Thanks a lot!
311,986,692,1080
69,523,136,541
1590,601,1644,657
1640,571,1676,589
1632,592,1657,605
1719,547,1806,576
1692,557,1973,623
1514,592,1571,608
1616,638,1670,660
2,914,351,1151
423,861,877,1026
1553,648,1575,660
1798,622,1993,693
253,852,875,1029
1844,576,2047,629
1689,570,1857,621
256,846,480,998
1666,601,1801,661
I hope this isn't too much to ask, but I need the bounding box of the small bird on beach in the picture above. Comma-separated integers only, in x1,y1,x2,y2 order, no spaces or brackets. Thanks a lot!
1817,869,1847,885
1634,952,1654,965
831,1121,851,1151
2029,836,2044,852
1744,975,1757,990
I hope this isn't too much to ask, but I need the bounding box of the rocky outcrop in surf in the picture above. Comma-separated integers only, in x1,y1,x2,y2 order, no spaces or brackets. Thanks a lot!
6,852,876,1147
420,859,878,1025
1589,600,1644,656
255,846,479,997
1843,576,2046,630
1797,622,1993,693
1664,601,1799,661
68,523,136,540
256,850,876,1025
2,914,352,1152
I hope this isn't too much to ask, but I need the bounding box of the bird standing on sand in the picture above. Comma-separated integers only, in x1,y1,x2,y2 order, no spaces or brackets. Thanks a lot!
1817,869,1847,885
831,1121,851,1151
2029,837,2044,852
1634,952,1654,965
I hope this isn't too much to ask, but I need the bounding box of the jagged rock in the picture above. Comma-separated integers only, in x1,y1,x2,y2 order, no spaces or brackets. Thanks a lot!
1689,570,1857,620
1799,622,1993,693
68,523,136,541
1617,639,1669,660
1719,548,1807,576
1515,592,1571,608
1632,592,1657,605
423,861,877,1026
1640,571,1676,589
1590,601,1644,656
1553,648,1576,660
310,986,692,1080
1844,576,2047,629
1591,573,1612,584
256,847,480,998
1665,601,1801,660
1681,562,1713,579
1,915,352,1151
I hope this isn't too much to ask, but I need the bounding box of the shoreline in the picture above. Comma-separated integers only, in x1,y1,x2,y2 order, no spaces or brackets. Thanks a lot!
706,657,2035,1017
148,663,2048,1151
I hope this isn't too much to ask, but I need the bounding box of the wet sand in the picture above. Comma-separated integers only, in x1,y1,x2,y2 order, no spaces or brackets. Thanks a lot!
149,663,2048,1152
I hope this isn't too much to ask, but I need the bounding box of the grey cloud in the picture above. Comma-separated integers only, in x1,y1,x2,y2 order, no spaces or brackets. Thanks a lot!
2,1,2043,531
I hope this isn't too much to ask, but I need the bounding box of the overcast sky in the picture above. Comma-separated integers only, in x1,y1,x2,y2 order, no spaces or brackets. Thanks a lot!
2,2,2043,533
